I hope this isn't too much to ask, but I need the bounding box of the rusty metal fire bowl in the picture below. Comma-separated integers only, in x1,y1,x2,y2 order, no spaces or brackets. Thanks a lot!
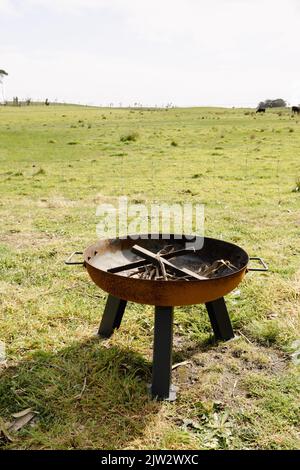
66,234,267,401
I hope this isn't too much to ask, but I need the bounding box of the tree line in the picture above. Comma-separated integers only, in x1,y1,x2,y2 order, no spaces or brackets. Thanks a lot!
257,98,287,109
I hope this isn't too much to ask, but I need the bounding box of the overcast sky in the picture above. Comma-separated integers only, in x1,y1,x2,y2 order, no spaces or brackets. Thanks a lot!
1,0,300,107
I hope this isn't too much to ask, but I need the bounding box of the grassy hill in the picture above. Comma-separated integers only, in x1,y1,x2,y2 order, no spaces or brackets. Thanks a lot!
0,105,299,449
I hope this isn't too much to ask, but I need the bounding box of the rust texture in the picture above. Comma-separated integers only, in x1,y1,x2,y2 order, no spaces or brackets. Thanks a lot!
82,234,249,306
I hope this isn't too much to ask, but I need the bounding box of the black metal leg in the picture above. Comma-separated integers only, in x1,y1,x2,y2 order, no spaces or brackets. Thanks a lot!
151,306,176,401
98,295,127,338
205,297,234,341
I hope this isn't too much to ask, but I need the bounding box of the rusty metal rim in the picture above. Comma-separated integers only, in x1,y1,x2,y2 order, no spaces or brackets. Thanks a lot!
83,234,250,283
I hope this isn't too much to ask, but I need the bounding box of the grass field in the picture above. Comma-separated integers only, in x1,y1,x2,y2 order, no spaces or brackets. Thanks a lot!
0,105,299,449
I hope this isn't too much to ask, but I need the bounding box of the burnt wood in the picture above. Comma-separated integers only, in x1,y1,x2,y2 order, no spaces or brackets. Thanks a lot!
107,247,196,274
131,245,206,280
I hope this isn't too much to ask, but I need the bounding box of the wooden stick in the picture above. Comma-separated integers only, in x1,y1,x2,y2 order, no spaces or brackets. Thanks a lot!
131,245,207,281
107,246,196,274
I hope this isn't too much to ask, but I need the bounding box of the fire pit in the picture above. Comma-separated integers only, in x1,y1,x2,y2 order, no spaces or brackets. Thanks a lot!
66,234,267,400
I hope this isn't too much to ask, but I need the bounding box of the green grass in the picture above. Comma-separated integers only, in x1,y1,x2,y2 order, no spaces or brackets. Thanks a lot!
0,105,299,449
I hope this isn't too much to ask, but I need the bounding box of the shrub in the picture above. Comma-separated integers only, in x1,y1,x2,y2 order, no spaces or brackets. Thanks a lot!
192,173,203,178
120,131,139,142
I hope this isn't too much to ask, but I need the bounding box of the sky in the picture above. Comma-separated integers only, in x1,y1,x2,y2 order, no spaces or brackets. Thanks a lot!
1,0,300,107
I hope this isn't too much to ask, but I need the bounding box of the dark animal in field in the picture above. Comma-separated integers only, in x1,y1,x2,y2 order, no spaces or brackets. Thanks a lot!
292,106,300,114
256,108,265,113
